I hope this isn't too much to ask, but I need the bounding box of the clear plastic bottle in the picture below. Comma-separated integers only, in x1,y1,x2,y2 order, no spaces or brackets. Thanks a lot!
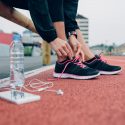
10,34,25,88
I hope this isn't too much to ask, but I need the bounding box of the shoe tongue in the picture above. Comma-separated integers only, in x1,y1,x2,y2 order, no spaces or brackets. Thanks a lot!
57,57,76,64
58,58,69,64
85,56,97,63
95,55,101,59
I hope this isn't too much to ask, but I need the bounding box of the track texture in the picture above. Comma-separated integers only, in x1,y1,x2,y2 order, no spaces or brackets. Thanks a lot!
0,56,125,125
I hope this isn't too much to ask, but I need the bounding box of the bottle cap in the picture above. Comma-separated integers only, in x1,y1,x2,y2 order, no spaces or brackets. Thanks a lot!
13,34,21,41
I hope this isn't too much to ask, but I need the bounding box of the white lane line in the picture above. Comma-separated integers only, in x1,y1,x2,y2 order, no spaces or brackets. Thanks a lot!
25,64,55,78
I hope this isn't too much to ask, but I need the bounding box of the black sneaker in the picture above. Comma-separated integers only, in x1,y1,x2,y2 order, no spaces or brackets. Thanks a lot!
53,58,100,79
84,55,122,75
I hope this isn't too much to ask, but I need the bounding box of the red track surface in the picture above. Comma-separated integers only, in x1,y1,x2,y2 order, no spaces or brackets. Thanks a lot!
0,56,125,125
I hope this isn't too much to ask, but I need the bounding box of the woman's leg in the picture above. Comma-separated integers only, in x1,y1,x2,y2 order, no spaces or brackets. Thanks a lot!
63,0,94,61
76,29,95,60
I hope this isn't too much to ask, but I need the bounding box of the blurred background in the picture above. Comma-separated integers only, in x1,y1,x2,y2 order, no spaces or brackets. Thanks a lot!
0,0,125,79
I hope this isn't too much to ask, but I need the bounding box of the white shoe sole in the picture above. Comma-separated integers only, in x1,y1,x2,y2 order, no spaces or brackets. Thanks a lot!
53,72,100,80
100,69,122,75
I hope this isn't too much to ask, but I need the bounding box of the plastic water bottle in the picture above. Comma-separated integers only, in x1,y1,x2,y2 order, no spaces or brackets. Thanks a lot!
10,34,25,88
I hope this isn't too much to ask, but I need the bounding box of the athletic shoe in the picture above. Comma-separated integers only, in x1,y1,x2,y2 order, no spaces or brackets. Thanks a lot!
83,55,122,75
53,58,100,79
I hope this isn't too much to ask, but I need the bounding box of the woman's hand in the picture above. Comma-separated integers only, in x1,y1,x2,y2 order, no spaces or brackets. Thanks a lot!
68,35,84,61
50,38,73,59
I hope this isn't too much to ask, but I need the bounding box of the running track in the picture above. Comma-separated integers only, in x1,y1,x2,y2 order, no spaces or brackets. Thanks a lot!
0,56,125,125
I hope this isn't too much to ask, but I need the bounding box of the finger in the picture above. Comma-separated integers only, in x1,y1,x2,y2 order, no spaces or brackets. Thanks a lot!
69,41,78,52
75,47,81,58
66,43,73,58
77,44,81,51
56,50,62,57
62,45,70,54
73,43,78,52
63,45,73,59
80,51,84,62
59,48,67,57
